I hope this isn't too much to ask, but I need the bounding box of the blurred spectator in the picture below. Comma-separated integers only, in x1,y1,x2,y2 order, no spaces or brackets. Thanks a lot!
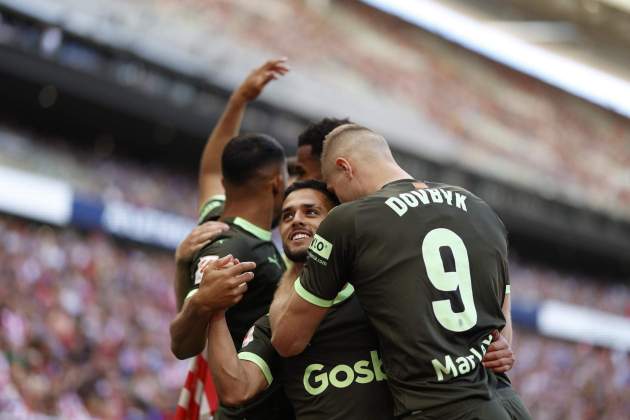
0,215,186,418
0,124,198,218
511,258,630,317
10,0,628,218
511,330,630,420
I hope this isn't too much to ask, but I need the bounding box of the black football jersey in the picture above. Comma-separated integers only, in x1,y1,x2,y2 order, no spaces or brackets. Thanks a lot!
189,216,285,347
298,179,510,415
190,199,293,419
239,292,394,420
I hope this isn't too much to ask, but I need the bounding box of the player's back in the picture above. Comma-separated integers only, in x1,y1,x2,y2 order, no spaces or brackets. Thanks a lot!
350,179,509,415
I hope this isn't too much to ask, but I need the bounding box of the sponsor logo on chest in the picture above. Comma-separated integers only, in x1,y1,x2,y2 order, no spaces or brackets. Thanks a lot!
303,350,386,395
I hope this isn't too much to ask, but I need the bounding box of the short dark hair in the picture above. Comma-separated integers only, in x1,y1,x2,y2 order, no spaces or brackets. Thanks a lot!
297,117,352,158
284,179,340,208
222,133,285,185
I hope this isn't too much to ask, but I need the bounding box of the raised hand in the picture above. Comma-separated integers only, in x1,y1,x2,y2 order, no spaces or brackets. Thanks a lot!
232,58,289,103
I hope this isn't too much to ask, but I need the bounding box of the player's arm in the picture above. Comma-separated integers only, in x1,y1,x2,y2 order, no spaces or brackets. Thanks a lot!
198,58,289,210
174,222,229,310
269,283,329,358
501,292,513,346
170,255,255,360
207,314,274,406
483,266,515,372
483,294,515,373
271,208,354,357
267,258,303,322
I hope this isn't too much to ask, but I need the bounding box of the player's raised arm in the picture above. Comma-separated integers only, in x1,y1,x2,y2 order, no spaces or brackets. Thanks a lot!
198,58,289,210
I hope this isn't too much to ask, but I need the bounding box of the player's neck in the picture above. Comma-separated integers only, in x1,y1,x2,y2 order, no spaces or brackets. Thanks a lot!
372,163,414,191
221,194,274,231
289,261,304,279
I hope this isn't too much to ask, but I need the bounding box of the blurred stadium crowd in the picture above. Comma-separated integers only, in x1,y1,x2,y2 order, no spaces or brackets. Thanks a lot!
0,125,198,218
7,0,629,219
0,128,628,419
0,215,184,419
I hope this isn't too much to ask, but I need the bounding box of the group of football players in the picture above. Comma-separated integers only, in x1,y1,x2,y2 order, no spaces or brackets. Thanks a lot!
169,59,532,420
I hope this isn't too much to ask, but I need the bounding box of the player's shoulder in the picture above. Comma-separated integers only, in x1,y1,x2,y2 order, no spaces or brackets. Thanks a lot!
196,227,254,259
431,182,508,235
198,194,226,224
428,181,480,200
321,200,359,226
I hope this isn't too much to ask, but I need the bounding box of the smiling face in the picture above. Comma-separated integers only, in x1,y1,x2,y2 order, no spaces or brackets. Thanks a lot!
280,188,334,263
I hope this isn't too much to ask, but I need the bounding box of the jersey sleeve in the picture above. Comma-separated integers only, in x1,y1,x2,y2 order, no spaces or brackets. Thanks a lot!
297,205,356,307
237,316,279,386
186,234,253,300
198,195,225,223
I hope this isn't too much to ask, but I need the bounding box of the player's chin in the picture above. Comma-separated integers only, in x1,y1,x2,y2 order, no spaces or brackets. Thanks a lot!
285,247,308,263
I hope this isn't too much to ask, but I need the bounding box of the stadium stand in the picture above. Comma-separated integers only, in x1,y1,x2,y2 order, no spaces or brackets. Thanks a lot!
0,214,185,418
510,258,630,317
11,0,630,220
0,124,198,218
510,330,629,420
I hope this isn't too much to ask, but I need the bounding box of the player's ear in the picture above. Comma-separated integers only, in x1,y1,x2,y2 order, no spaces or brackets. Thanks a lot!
271,173,283,196
335,157,353,179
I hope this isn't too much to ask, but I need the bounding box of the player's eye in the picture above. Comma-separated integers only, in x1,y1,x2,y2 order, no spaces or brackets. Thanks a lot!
282,212,294,222
306,209,319,216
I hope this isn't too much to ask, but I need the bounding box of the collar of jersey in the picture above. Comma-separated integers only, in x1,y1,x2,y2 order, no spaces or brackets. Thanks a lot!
381,178,418,189
230,217,272,241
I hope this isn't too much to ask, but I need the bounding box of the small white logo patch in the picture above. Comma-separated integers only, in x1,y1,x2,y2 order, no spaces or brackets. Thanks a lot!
242,325,255,348
194,255,219,285
309,234,333,261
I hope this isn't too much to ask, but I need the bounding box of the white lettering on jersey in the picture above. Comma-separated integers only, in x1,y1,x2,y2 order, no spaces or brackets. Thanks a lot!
385,188,469,217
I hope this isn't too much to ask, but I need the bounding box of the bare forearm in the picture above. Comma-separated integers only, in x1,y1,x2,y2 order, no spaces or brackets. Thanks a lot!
198,95,247,206
501,295,513,346
269,265,301,330
207,315,265,406
502,316,513,346
269,277,296,328
170,295,211,359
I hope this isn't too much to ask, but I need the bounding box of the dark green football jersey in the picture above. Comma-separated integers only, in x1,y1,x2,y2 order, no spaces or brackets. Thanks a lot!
189,216,286,347
298,179,510,415
239,291,394,420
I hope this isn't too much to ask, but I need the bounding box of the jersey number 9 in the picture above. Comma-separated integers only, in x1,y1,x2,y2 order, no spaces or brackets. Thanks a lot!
422,228,477,332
